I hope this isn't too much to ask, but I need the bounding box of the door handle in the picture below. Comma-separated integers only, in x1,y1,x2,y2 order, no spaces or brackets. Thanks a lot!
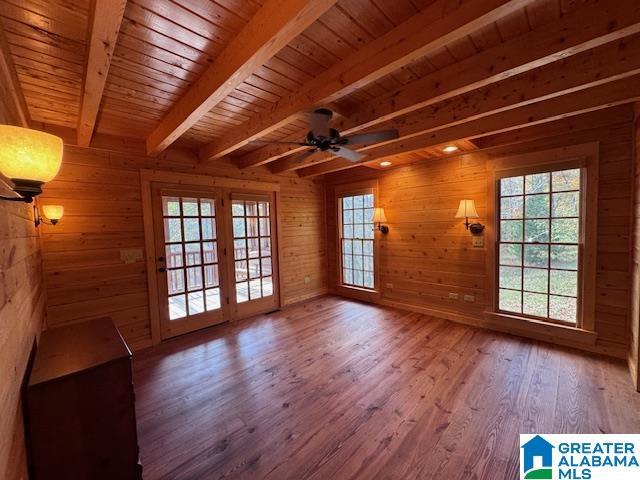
158,267,166,273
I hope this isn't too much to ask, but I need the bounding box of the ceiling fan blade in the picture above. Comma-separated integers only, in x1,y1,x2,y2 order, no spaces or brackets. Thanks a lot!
342,129,399,145
287,149,319,165
248,139,307,146
309,109,332,138
332,146,365,162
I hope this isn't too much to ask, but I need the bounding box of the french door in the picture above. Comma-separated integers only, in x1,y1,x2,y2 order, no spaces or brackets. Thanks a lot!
151,184,279,339
229,193,279,319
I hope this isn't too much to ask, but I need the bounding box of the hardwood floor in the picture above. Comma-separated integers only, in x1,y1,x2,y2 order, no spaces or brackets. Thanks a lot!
133,296,640,480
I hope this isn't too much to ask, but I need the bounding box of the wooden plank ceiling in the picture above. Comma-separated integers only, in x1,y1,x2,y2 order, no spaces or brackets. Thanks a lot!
1,0,640,177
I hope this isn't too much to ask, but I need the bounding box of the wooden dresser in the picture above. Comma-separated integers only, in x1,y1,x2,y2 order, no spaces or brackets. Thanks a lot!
25,317,142,480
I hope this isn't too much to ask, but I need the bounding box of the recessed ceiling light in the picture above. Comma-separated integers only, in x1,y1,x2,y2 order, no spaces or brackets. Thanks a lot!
442,145,459,153
380,161,392,167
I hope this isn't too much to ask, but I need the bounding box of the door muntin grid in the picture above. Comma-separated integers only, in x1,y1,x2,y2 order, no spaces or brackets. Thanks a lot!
497,168,582,324
340,193,375,289
232,199,273,303
162,196,221,320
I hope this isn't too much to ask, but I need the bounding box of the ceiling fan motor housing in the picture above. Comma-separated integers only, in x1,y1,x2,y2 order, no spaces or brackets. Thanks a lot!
306,128,341,150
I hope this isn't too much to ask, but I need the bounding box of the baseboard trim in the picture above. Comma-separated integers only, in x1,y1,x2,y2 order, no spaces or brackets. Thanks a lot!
283,289,330,308
373,297,627,360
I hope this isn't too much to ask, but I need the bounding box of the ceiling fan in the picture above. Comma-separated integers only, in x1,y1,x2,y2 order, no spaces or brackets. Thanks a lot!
249,108,399,164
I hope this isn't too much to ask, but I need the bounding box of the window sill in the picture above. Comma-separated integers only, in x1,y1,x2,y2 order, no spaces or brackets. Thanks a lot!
335,284,380,302
483,311,597,347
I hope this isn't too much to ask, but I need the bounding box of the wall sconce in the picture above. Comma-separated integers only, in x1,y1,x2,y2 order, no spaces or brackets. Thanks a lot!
372,207,389,234
34,204,64,227
0,125,63,203
455,199,484,235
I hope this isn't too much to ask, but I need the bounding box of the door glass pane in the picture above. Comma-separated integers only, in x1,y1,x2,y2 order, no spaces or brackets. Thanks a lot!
248,237,260,258
186,266,202,290
167,269,185,295
232,198,275,303
202,242,217,264
204,264,219,288
188,292,205,315
161,195,222,319
169,295,187,320
205,288,220,311
262,277,273,296
163,197,180,216
166,244,183,268
236,282,249,303
183,218,200,242
233,218,246,237
182,198,199,216
200,199,215,216
165,218,182,242
201,218,215,240
184,243,201,266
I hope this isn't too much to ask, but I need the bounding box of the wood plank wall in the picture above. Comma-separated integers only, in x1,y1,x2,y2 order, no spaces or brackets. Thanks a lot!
325,113,634,359
631,102,640,389
39,145,327,350
0,94,47,478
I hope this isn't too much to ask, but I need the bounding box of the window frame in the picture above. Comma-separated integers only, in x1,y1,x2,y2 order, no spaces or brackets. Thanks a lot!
486,143,598,333
495,164,584,326
335,181,380,295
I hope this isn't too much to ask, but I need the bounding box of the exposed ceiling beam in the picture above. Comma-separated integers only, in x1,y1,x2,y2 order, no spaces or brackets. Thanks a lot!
271,35,640,173
77,0,127,146
145,0,338,156
474,106,634,151
320,107,633,180
0,22,29,126
200,0,534,161
240,0,640,170
297,74,640,177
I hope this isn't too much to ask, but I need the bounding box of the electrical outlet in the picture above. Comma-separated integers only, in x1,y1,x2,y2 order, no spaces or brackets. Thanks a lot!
464,295,475,302
472,236,484,248
448,293,459,300
385,283,394,289
304,276,311,284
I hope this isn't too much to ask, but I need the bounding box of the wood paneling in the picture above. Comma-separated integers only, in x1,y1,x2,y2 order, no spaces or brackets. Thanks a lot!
133,296,640,479
0,78,46,480
198,0,533,160
145,0,338,155
631,102,640,390
39,145,327,349
325,109,634,358
0,202,46,480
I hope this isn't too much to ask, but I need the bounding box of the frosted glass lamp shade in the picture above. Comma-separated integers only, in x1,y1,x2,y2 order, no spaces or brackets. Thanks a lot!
42,204,64,221
0,126,63,197
372,207,387,224
455,199,479,219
